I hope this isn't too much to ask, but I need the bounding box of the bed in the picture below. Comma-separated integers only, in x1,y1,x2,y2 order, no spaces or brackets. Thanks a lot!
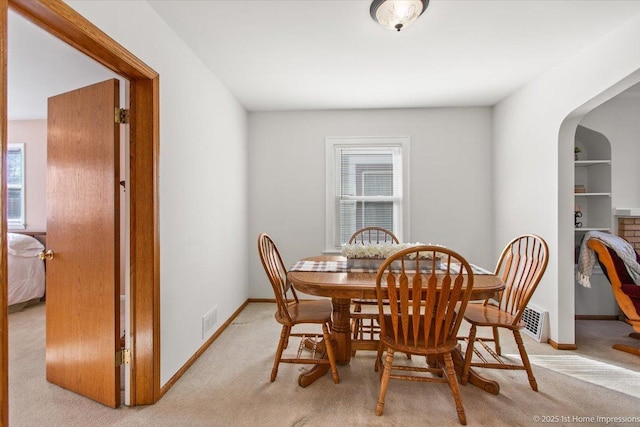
8,232,46,310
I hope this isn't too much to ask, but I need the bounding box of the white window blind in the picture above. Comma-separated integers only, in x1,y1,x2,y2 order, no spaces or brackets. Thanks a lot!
326,137,409,251
7,143,25,229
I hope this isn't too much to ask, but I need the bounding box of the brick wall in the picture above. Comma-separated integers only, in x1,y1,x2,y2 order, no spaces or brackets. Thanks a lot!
617,217,640,251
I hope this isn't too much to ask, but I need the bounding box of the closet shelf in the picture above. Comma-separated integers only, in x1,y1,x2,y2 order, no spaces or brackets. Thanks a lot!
574,160,610,166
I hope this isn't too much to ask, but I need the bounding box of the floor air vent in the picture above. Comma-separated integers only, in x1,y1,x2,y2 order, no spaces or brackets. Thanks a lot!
521,305,548,342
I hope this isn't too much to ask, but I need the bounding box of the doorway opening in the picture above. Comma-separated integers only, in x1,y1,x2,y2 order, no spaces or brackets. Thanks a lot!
2,0,160,420
7,9,131,405
559,72,640,348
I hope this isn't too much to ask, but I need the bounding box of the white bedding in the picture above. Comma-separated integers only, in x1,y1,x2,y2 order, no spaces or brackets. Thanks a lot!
8,233,45,306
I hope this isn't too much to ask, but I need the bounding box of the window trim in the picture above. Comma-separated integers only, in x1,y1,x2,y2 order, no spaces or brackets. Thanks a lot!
7,143,25,230
325,136,410,252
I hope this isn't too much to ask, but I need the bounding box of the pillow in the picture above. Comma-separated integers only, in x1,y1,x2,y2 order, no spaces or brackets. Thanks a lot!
7,233,44,257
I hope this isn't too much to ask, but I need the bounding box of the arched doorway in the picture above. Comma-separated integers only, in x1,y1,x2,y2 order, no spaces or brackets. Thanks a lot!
557,71,640,349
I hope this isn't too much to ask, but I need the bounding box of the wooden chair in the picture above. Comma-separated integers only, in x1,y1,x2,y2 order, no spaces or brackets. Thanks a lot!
348,227,400,356
588,238,640,356
374,245,474,425
257,233,339,384
460,234,548,392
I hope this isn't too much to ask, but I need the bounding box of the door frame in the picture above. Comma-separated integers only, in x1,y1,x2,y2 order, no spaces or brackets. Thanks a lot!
1,0,160,421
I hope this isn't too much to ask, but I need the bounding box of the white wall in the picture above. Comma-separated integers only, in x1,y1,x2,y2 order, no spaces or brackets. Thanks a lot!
493,16,640,345
66,0,249,385
7,119,47,232
249,108,493,298
580,95,640,210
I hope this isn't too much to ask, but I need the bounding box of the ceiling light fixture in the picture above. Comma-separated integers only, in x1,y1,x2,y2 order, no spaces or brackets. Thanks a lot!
370,0,429,32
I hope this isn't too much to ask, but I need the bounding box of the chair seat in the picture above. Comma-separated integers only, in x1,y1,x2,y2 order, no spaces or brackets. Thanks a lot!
277,299,333,325
463,303,524,330
380,314,459,355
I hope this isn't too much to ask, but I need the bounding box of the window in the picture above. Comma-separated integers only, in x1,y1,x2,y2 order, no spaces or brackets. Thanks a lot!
7,143,25,229
325,137,409,251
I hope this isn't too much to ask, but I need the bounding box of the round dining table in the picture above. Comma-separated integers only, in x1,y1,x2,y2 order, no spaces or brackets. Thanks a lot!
287,255,504,393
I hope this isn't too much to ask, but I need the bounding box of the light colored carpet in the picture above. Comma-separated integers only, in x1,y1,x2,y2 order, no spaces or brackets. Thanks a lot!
8,302,640,426
519,354,640,399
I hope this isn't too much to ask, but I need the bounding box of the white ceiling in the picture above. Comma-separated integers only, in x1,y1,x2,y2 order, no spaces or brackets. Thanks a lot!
9,1,640,120
147,0,640,111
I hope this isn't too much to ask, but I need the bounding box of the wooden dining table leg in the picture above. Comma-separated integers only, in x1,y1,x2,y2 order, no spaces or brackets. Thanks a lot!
297,297,353,387
329,298,353,364
451,347,500,395
298,357,330,387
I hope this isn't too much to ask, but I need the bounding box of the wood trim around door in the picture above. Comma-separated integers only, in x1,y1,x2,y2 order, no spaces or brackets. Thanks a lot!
0,0,8,424
4,0,161,412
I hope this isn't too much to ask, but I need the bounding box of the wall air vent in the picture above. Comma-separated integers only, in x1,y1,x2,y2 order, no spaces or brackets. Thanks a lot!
522,305,548,342
202,306,218,339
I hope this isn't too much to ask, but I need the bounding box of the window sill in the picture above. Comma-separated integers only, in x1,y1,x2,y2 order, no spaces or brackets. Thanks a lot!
322,250,342,255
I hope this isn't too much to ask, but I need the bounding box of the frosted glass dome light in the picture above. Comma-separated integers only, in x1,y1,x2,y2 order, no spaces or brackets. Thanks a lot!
370,0,429,32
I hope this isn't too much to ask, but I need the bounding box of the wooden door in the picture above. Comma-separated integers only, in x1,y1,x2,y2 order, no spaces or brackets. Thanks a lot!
45,79,120,408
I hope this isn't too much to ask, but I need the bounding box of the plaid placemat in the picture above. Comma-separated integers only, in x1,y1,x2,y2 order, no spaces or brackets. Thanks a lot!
290,260,348,272
289,260,491,274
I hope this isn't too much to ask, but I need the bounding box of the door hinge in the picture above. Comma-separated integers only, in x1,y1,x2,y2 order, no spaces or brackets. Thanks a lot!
116,348,131,366
115,107,129,124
